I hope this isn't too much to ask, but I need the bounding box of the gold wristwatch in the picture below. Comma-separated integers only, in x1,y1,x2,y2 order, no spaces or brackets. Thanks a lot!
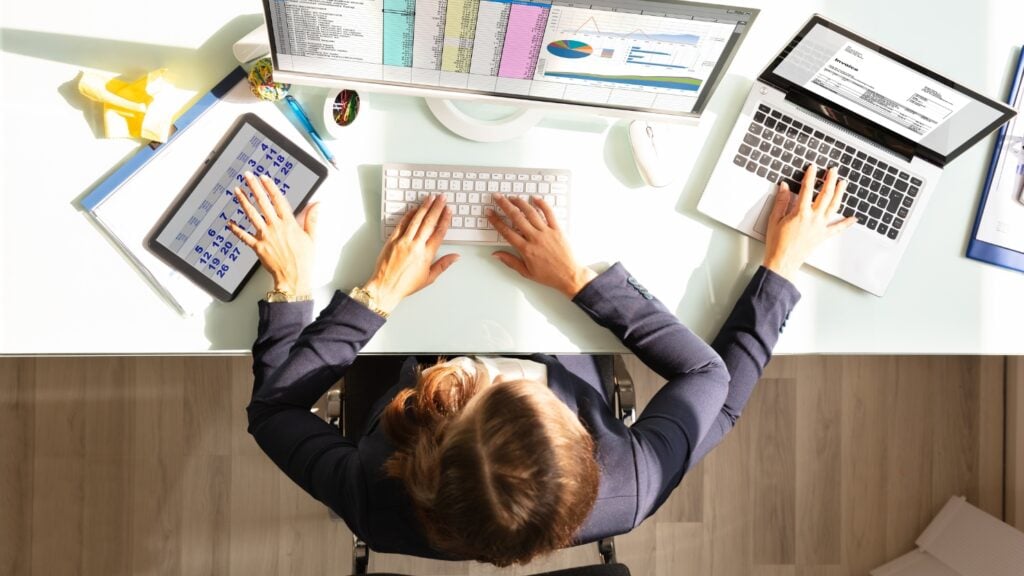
265,289,312,303
349,286,390,319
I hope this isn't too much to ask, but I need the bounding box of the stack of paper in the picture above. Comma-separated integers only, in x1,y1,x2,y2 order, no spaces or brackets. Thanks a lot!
871,496,1024,576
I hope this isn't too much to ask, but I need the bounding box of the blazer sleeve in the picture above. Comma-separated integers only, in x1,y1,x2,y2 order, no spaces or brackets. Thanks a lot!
687,266,801,465
572,263,730,525
246,291,387,536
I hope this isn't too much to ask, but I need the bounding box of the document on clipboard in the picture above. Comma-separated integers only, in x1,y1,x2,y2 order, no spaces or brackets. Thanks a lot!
80,67,326,315
968,48,1024,271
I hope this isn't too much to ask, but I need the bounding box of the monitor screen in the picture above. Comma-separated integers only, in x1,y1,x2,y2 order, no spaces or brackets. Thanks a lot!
264,0,757,116
764,20,1012,163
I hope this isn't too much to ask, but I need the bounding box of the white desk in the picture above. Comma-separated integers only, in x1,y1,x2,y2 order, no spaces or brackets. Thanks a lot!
2,0,1024,355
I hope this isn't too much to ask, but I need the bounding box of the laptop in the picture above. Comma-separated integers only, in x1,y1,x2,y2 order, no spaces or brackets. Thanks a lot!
698,15,1015,296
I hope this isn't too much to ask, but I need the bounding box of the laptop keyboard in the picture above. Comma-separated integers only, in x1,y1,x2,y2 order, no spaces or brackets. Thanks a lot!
734,103,924,241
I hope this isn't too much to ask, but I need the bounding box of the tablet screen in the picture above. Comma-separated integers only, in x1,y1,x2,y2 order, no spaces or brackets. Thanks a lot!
151,116,324,298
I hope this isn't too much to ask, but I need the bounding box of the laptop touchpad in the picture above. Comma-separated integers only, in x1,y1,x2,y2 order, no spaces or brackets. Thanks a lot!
753,194,775,236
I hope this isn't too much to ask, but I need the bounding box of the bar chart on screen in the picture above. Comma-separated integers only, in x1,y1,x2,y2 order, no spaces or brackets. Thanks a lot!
534,5,735,97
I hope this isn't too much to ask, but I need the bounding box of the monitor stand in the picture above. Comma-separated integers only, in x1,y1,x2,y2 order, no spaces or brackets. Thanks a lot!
425,98,544,143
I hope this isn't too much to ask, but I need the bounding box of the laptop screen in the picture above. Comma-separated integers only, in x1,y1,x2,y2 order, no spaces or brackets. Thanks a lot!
762,18,1014,165
263,0,756,117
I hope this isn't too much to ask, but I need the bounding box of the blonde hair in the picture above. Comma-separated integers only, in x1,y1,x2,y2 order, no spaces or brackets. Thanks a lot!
382,359,600,566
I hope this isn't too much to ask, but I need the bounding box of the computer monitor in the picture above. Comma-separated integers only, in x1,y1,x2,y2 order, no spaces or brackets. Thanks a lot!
263,0,758,122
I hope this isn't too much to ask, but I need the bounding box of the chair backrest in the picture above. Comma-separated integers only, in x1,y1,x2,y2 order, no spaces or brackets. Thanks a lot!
358,564,631,576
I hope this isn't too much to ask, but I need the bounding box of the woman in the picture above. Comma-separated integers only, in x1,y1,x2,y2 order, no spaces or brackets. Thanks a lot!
230,166,853,566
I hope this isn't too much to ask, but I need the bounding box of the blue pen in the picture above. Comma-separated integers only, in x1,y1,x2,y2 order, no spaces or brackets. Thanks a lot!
284,95,338,169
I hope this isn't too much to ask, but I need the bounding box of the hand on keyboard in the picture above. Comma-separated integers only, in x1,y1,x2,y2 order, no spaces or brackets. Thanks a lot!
763,166,857,281
488,194,597,298
363,194,460,313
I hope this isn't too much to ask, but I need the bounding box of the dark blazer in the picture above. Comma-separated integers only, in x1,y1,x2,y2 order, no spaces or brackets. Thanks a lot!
246,263,800,559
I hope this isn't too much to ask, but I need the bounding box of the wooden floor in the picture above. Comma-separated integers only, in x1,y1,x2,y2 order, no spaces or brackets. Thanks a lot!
0,355,1006,576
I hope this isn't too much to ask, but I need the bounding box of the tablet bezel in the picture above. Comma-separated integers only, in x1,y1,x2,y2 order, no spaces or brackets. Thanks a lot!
145,112,329,302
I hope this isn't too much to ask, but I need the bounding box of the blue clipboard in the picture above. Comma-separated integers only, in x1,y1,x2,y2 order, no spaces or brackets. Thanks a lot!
966,48,1024,272
80,67,248,315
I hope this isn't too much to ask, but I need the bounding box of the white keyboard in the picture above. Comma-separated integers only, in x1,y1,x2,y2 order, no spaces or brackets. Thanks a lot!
381,163,571,245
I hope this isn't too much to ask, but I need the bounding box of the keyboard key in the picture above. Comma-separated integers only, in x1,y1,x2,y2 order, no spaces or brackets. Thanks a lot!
887,228,899,240
908,186,920,198
894,218,905,229
739,144,753,155
887,166,898,175
754,112,766,123
878,224,889,235
824,135,835,144
902,196,914,208
867,218,878,230
882,212,893,224
770,109,781,119
757,166,768,178
386,189,403,201
897,207,909,219
899,171,910,181
883,174,895,186
814,130,825,139
758,103,770,113
876,162,889,172
450,180,461,191
746,161,758,173
765,118,777,129
404,190,417,202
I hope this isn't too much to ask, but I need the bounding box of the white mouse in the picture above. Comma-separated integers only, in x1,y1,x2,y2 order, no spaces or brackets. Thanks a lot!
628,120,673,188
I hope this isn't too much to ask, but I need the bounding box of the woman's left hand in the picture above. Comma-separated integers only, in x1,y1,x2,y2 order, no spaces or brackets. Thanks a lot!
227,171,319,297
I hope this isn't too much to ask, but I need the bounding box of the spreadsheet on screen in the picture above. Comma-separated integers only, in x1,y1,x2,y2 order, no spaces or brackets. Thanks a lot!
266,0,755,115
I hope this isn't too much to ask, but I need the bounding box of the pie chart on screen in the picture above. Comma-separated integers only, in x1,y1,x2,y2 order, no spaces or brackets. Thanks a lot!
547,40,593,59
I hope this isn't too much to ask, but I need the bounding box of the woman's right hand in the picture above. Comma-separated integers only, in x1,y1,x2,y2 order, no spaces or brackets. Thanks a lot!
363,194,459,313
488,194,597,298
763,165,857,281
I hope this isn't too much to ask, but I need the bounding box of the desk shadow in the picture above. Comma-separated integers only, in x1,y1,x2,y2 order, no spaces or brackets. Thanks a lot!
676,227,753,342
331,164,383,291
0,15,263,90
673,72,752,217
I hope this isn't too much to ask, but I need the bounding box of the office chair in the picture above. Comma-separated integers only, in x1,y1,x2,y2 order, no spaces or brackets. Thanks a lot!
323,355,636,576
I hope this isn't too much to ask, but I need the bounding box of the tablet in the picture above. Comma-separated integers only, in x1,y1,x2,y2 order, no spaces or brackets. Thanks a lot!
146,113,328,301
